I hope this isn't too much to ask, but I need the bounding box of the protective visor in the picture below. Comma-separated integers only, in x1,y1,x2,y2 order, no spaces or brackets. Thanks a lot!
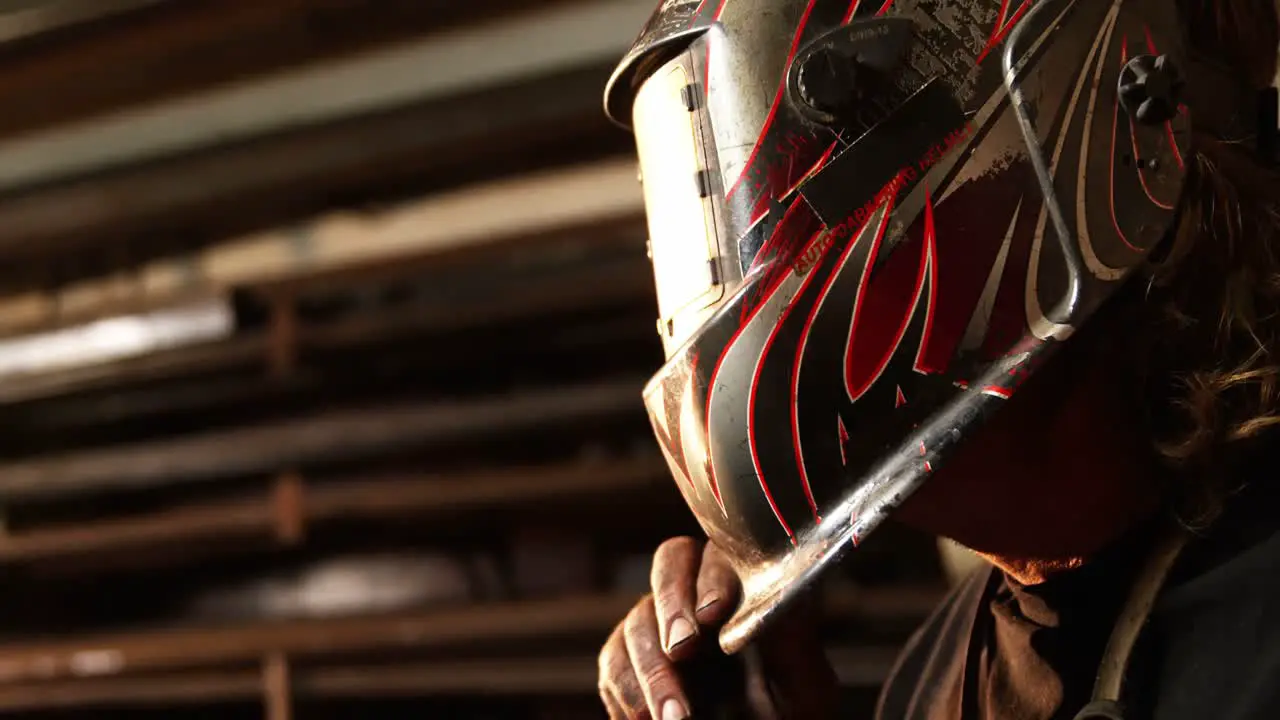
632,42,742,357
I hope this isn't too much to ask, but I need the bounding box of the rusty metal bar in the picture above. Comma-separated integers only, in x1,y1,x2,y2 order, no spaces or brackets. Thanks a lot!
302,657,603,697
0,594,639,683
263,653,291,720
298,651,904,697
302,256,651,350
272,471,305,547
0,334,264,405
0,376,645,502
266,294,297,379
303,456,665,522
0,297,233,382
0,497,270,562
0,645,905,712
0,670,260,712
0,224,649,409
0,457,666,563
0,588,939,686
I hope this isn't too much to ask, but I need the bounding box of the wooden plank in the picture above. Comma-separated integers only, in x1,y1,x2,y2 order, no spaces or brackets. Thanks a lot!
0,155,643,336
0,589,940,685
0,0,168,47
0,0,647,192
0,0,577,139
0,377,646,502
0,61,623,275
186,159,640,295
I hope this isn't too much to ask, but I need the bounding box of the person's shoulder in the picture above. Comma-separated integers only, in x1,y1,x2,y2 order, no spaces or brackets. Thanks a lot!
873,565,996,720
1141,526,1280,719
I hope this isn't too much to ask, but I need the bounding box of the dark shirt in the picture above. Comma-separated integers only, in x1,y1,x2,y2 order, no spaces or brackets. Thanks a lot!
874,484,1280,720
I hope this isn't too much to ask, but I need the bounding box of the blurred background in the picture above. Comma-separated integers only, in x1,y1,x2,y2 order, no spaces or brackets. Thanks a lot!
0,0,969,717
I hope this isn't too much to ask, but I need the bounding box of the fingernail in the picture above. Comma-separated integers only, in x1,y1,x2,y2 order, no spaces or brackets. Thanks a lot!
666,616,696,651
661,698,689,720
696,592,721,614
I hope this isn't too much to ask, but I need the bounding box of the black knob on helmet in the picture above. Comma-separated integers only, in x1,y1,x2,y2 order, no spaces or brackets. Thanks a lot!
797,46,877,118
1118,54,1184,125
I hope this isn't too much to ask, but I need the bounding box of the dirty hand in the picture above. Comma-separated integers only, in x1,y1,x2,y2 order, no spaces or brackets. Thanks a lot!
597,536,839,719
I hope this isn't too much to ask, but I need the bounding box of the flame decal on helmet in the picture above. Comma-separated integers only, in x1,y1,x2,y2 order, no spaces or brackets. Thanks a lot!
786,203,887,536
837,415,850,465
840,0,894,23
841,0,860,22
912,190,942,373
747,226,828,540
977,0,1034,64
842,185,933,404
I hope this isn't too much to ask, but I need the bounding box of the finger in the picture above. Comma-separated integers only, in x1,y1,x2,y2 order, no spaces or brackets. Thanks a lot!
650,537,701,656
600,622,650,719
694,542,741,625
623,596,690,720
601,689,633,720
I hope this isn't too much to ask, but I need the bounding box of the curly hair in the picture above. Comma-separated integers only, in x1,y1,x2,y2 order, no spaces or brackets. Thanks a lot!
1136,0,1280,526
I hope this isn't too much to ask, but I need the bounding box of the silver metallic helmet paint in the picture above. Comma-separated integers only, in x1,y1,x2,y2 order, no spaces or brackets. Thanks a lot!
606,0,1192,653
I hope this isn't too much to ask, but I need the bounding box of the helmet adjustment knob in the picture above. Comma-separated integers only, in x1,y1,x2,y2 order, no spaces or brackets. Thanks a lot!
796,46,877,117
1118,54,1184,125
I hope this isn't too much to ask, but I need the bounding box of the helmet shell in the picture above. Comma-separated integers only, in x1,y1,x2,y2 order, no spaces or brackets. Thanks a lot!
610,0,1191,652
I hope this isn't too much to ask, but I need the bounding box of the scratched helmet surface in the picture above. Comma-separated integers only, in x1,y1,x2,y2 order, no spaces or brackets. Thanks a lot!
606,0,1194,653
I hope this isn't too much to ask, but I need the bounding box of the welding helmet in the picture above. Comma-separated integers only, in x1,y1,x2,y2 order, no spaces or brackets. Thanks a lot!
605,0,1249,653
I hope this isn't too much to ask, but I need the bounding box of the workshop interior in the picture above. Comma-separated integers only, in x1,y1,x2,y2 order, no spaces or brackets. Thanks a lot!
0,1,968,717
